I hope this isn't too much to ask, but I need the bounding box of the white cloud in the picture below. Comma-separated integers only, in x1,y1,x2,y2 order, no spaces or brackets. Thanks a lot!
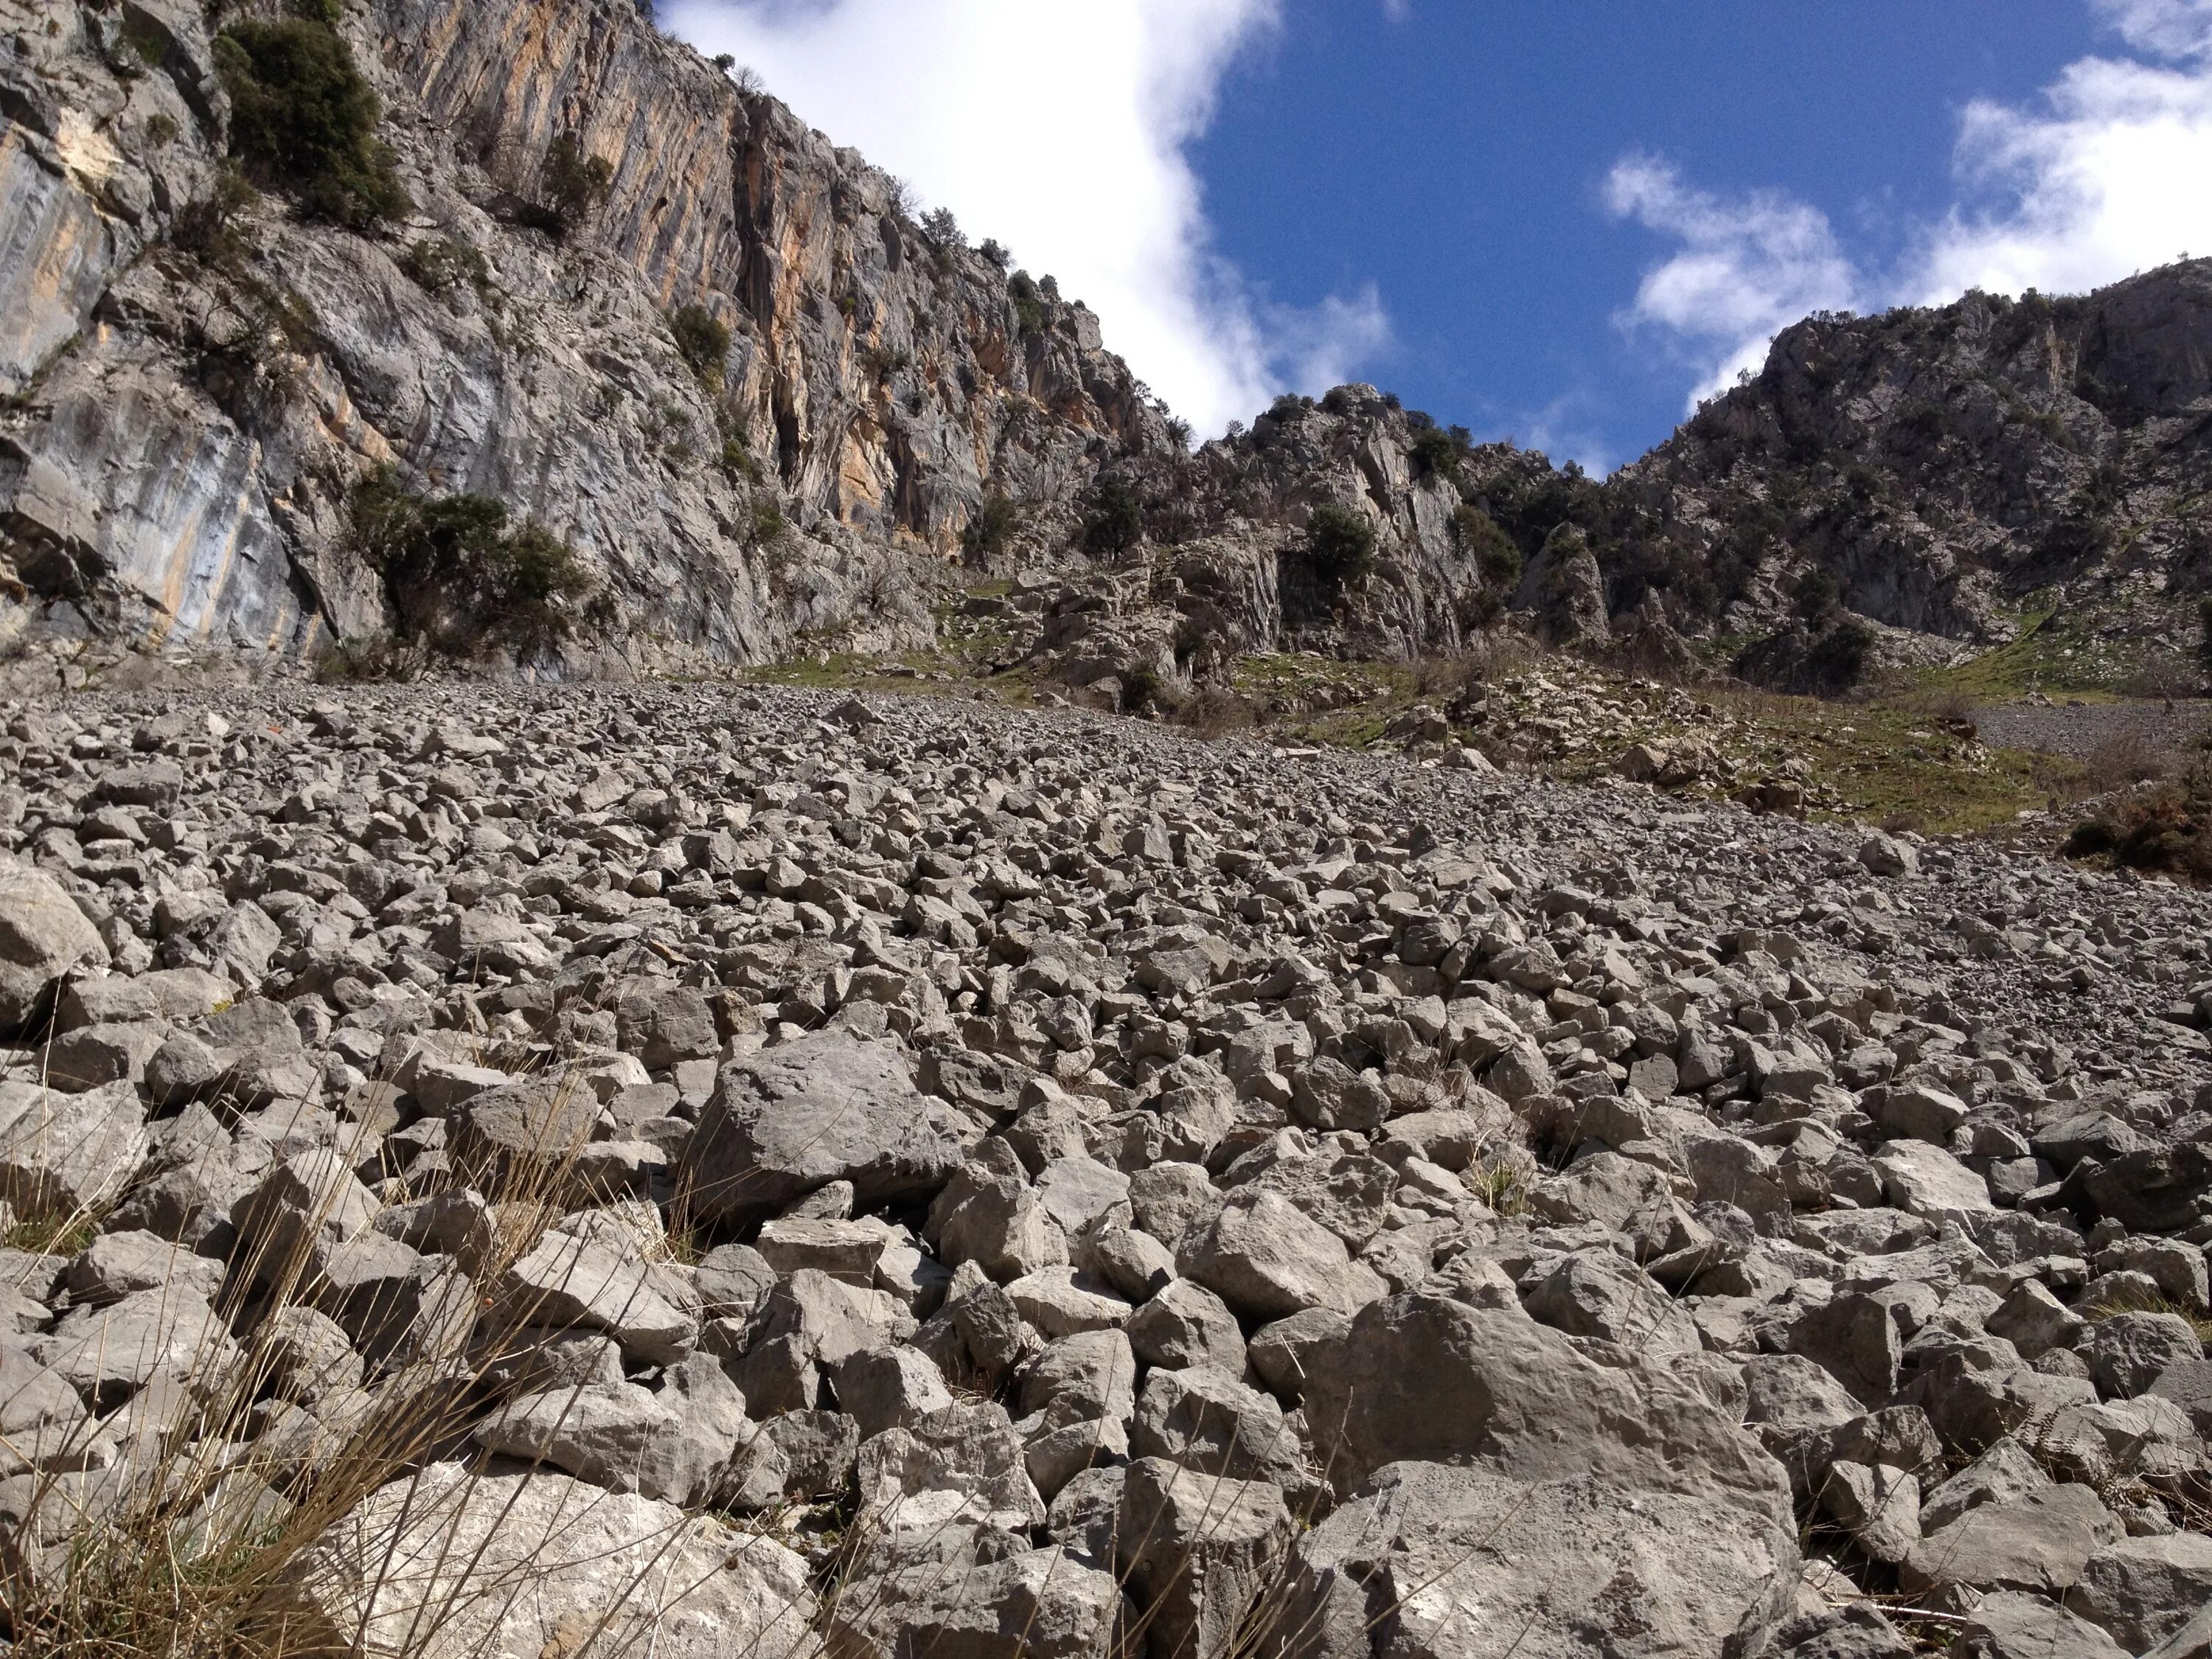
1602,156,1865,410
1607,2,2212,411
2094,0,2212,58
655,0,1394,435
1913,52,2212,301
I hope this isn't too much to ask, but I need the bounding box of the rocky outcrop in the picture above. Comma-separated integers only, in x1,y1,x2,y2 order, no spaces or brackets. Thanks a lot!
1613,266,2212,674
15,0,2212,692
0,0,1173,679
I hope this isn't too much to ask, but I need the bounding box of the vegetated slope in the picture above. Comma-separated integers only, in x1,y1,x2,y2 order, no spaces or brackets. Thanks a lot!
0,0,1175,678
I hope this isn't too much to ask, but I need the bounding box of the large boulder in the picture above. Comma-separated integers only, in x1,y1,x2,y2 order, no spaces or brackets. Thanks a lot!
274,1463,818,1659
495,1225,697,1366
0,860,108,1030
830,1537,1125,1659
680,1033,970,1228
1287,1293,1798,1659
1180,1189,1386,1321
0,1080,148,1221
1119,1457,1291,1659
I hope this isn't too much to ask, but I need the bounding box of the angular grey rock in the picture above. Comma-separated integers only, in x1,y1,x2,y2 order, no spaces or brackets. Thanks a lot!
496,1226,697,1367
1961,1593,2128,1659
2083,1311,2202,1400
1292,1290,1796,1658
855,1399,1046,1535
276,1464,818,1659
0,860,108,1030
0,1081,147,1221
1118,1457,1290,1659
1129,1365,1310,1495
2066,1533,2212,1654
833,1344,956,1438
1180,1188,1386,1321
1902,1484,2124,1596
1273,1455,1793,1659
681,1033,970,1227
1126,1279,1247,1376
830,1540,1126,1659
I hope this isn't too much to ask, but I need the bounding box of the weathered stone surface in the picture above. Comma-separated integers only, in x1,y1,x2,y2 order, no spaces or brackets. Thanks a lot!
0,1080,147,1220
683,1034,970,1227
1180,1189,1387,1321
277,1463,818,1659
1119,1457,1291,1659
0,861,108,1030
1902,1484,2124,1597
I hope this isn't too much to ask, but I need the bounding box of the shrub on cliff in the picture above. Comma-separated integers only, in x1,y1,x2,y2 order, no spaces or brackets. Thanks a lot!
962,492,1020,563
523,134,612,240
215,18,409,229
1453,504,1521,589
669,305,732,383
1083,481,1144,555
353,470,592,653
1007,271,1046,337
1304,504,1375,594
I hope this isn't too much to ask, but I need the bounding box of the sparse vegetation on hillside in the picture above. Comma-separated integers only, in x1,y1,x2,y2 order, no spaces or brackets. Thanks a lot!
525,133,612,240
214,17,409,228
961,490,1020,563
1082,480,1144,556
2065,739,2212,881
1006,271,1046,336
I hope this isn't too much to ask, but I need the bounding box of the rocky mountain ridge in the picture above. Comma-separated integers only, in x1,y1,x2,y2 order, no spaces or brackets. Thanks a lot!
8,0,2212,698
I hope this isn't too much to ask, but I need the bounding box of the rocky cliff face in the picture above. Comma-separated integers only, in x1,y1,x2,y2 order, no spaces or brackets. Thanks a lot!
1610,265,2212,673
0,0,1174,681
14,0,2212,694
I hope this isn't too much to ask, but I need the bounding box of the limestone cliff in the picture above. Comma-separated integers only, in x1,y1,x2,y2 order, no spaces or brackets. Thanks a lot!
0,0,1174,680
1610,266,2212,674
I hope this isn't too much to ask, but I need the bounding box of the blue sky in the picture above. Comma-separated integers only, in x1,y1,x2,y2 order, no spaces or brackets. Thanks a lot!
1194,1,2104,468
663,0,2212,469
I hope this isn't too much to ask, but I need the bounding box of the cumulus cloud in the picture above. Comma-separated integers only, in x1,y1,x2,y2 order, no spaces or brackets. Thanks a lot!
1913,51,2212,301
1603,156,1865,409
655,0,1394,436
1608,0,2212,410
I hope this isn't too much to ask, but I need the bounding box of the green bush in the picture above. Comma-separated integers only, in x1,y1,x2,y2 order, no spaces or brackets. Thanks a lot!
524,134,611,240
1792,565,1843,622
352,469,591,651
1453,504,1520,588
720,435,762,483
669,304,731,382
1007,271,1045,336
1408,425,1461,480
2065,753,2212,883
215,18,408,228
400,237,490,296
1806,616,1873,687
748,499,787,546
173,164,259,268
962,490,1020,563
1304,504,1374,594
1083,481,1143,555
